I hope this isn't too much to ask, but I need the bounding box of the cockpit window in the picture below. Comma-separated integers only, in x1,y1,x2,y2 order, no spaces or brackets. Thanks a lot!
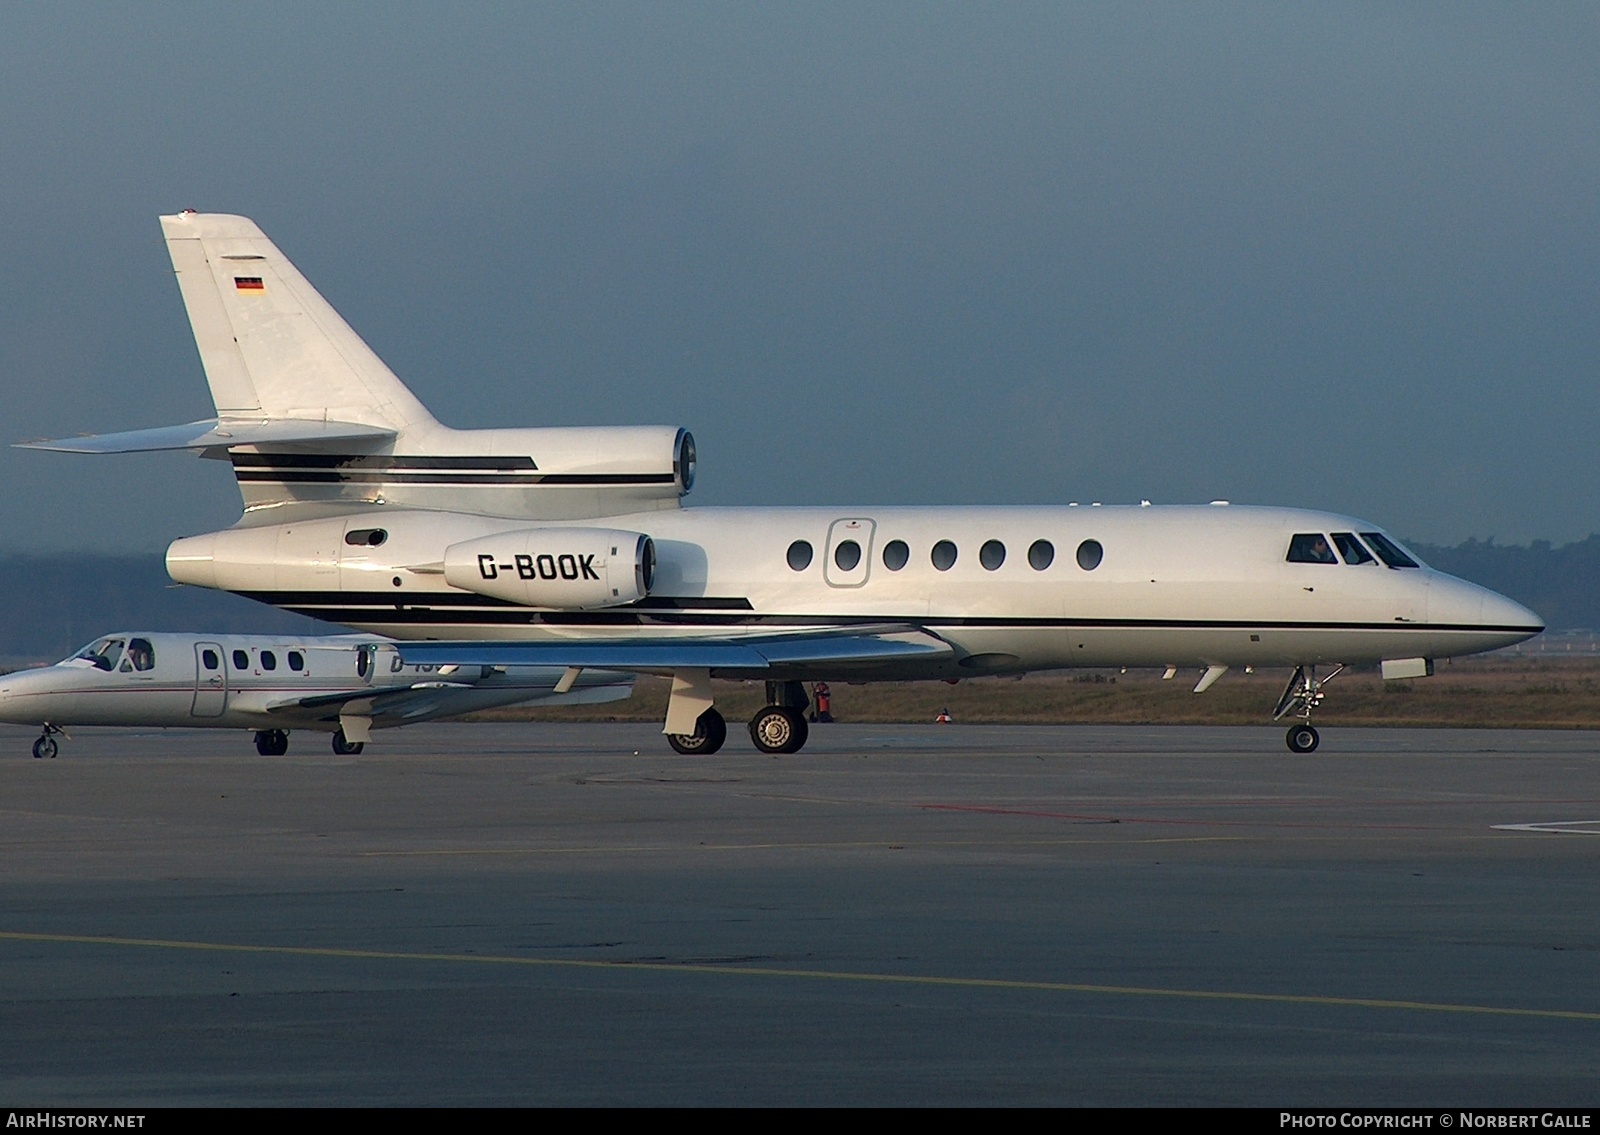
125,638,155,672
1286,533,1338,564
73,638,124,671
1359,532,1421,569
1331,532,1376,565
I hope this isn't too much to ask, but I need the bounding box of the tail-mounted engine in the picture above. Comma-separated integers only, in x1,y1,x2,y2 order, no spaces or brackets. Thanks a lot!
443,529,655,609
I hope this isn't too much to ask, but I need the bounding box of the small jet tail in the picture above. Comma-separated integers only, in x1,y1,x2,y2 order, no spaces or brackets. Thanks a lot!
159,211,437,432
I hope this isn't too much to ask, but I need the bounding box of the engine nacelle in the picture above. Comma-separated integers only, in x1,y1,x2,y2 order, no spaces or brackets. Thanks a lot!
443,528,654,609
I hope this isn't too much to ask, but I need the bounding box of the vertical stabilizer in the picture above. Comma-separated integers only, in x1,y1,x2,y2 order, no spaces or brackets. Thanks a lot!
160,212,437,431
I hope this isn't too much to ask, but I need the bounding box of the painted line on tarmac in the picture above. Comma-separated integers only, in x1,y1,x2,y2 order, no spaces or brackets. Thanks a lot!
0,929,1596,1023
1493,820,1600,835
352,835,1246,856
919,802,1440,832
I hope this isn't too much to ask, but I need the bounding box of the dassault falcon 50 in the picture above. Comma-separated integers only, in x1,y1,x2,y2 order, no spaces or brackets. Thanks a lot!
0,631,631,759
21,212,1543,755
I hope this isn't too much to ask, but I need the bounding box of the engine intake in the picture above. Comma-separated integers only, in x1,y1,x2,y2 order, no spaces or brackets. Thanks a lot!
443,528,654,609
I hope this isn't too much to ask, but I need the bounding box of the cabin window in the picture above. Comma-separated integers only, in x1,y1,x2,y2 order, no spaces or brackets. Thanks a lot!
345,528,388,547
126,638,155,672
1360,532,1421,569
1028,539,1055,570
260,650,277,671
201,649,219,670
288,650,305,671
75,638,124,671
1286,533,1338,564
979,540,1006,571
1332,532,1376,565
833,540,862,571
931,540,958,571
786,540,814,571
882,540,910,571
1076,539,1104,571
233,649,249,670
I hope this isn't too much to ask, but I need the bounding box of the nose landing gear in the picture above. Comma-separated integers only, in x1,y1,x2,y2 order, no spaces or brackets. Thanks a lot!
31,724,64,759
1273,665,1343,753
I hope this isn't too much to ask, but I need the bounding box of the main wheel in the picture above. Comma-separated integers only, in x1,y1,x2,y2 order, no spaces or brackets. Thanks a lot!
667,708,726,755
254,729,289,757
1286,724,1320,753
749,706,808,754
31,735,57,760
331,729,365,755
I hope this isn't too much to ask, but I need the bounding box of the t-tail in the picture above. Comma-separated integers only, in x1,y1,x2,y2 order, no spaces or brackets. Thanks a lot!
19,212,695,522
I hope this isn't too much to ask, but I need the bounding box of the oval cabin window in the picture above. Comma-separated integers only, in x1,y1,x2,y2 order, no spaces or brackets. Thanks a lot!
882,540,909,571
1028,539,1054,570
787,540,814,571
979,540,1006,571
834,540,861,571
931,540,958,571
1076,540,1104,571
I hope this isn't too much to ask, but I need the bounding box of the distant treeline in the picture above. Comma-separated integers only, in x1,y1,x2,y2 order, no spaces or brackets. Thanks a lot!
0,537,1589,663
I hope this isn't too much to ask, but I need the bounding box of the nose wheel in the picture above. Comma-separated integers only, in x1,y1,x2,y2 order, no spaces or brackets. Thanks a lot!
31,725,62,760
1286,724,1320,753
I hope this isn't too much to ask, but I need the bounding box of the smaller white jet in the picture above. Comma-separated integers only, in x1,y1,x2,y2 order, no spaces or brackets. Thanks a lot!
0,631,633,759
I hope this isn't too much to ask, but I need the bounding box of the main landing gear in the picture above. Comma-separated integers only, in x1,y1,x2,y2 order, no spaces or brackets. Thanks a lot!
331,728,365,756
667,708,728,755
254,729,289,756
664,680,814,755
31,724,64,759
1272,664,1343,753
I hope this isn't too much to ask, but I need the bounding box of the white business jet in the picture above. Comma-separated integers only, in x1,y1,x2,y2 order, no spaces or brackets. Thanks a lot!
20,212,1543,755
0,631,631,759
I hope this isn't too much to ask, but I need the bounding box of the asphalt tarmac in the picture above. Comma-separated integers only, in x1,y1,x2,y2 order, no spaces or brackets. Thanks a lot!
1,721,1597,1106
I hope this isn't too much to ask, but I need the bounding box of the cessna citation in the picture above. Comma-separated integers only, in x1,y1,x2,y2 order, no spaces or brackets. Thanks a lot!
0,631,632,759
22,212,1543,755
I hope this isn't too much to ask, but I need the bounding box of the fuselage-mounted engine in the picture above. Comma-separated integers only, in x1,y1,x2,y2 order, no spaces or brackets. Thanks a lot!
442,528,655,609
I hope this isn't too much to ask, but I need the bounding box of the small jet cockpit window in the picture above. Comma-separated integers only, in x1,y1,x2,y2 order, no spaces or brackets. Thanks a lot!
288,651,305,672
260,650,277,671
345,528,388,547
1076,539,1104,571
786,540,814,571
233,649,249,670
1286,533,1338,564
1332,533,1376,565
1359,532,1421,569
73,637,124,671
123,638,155,672
882,540,910,571
1028,540,1055,570
931,540,958,571
834,540,862,571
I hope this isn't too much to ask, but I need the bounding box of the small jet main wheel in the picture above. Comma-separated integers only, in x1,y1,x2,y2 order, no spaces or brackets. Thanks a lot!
749,706,808,755
667,708,727,755
31,735,57,760
254,729,289,757
1286,724,1320,753
331,729,365,756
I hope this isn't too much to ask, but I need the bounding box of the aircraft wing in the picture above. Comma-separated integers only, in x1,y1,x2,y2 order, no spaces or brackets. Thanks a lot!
392,627,954,676
16,417,396,455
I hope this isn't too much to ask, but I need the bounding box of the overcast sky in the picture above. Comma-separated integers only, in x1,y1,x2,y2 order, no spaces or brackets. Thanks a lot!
0,3,1595,551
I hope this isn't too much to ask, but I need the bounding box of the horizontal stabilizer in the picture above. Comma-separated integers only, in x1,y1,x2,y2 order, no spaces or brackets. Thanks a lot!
394,628,953,676
17,418,397,455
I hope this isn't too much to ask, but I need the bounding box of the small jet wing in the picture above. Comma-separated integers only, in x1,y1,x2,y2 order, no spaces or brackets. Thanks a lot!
393,627,953,676
279,682,473,713
17,417,396,454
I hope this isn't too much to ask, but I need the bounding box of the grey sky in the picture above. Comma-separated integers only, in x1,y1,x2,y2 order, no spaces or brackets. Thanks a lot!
1,3,1595,551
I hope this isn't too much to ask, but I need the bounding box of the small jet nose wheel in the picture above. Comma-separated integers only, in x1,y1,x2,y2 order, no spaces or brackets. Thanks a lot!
1286,724,1320,753
331,729,365,755
254,729,289,757
32,733,58,760
749,706,808,754
667,708,727,755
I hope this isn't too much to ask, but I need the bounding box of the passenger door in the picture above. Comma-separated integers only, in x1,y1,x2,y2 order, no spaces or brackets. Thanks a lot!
192,642,228,717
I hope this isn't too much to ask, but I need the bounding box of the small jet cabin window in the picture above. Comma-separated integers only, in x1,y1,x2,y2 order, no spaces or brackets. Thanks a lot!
882,540,910,571
931,540,958,571
233,650,249,670
123,639,155,672
260,650,277,671
288,651,305,671
1076,540,1104,571
201,649,219,670
1028,540,1055,570
75,638,124,671
1359,532,1421,569
345,528,388,547
834,540,862,571
1286,534,1338,564
1332,532,1376,565
980,540,1006,571
786,540,814,571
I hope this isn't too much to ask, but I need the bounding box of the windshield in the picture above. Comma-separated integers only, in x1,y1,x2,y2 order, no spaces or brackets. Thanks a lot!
1359,532,1422,569
68,637,125,671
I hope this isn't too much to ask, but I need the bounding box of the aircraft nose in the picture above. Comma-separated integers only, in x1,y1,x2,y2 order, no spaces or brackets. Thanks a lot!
1428,572,1542,645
